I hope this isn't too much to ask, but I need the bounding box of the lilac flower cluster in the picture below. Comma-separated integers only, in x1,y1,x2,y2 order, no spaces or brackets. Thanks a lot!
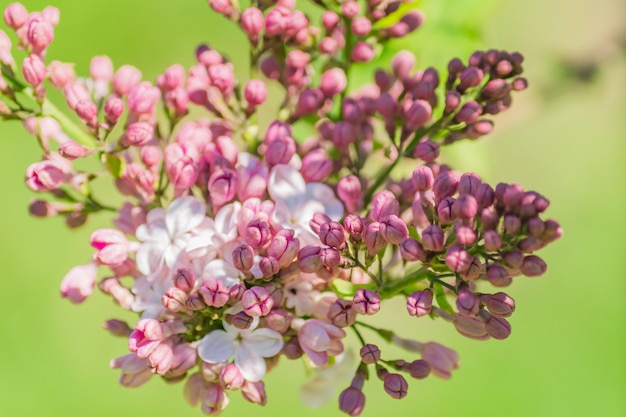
0,1,562,415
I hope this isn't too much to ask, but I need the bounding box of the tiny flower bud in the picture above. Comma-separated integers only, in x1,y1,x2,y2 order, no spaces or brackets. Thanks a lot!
103,319,132,337
242,286,274,316
412,166,434,191
456,287,480,316
338,387,365,416
199,278,229,307
484,230,502,251
232,244,254,272
220,363,244,390
337,175,363,213
124,122,154,147
228,311,254,330
380,215,409,244
383,373,408,399
22,54,46,86
4,3,28,29
319,221,346,248
353,289,381,315
520,255,547,277
480,311,512,340
245,219,271,248
327,298,357,327
486,264,512,287
320,247,342,268
267,229,299,268
298,245,322,273
360,344,381,364
453,314,489,340
421,224,444,252
162,287,188,313
259,256,279,278
399,237,426,262
59,141,88,160
351,41,374,62
244,79,267,107
174,268,196,293
406,289,432,317
320,68,347,97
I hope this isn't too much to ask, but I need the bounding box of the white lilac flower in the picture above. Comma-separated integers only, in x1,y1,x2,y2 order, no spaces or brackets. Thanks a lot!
300,351,356,408
197,313,283,382
268,164,343,245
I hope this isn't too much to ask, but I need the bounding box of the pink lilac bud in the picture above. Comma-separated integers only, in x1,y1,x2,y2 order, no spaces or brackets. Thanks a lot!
59,141,88,160
129,319,164,358
399,237,426,262
480,206,500,230
245,219,271,248
320,247,342,268
26,161,64,191
392,50,415,79
242,286,274,316
503,214,521,235
421,225,444,252
103,319,132,337
321,11,339,30
244,79,267,107
382,372,408,399
104,96,124,124
123,122,153,147
433,171,460,199
260,56,281,79
341,1,360,18
186,293,207,311
320,68,347,97
282,337,303,359
405,100,432,130
75,99,97,124
241,7,264,40
47,61,76,88
458,172,481,195
296,88,324,116
232,244,254,272
454,101,482,124
265,135,296,166
319,36,339,54
455,225,476,246
27,18,54,54
420,342,460,379
360,344,381,364
458,67,483,91
113,65,142,96
219,363,244,390
475,183,495,209
199,278,229,307
157,64,185,91
301,148,333,182
263,308,291,333
337,175,363,213
403,360,431,379
259,256,279,278
483,229,502,251
487,264,512,287
343,215,365,240
28,200,58,217
208,168,237,208
299,319,346,366
453,194,478,220
482,292,515,317
162,287,188,313
60,262,97,304
520,255,547,277
42,6,60,25
353,289,381,315
90,56,113,82
267,229,299,268
351,41,374,62
127,81,160,115
169,343,197,377
414,141,439,163
319,221,346,248
339,387,365,416
444,91,461,113
380,215,409,244
174,267,196,293
22,55,46,86
4,3,28,29
480,311,512,340
412,166,434,191
370,190,399,221
456,287,480,316
453,314,489,340
406,289,432,317
364,222,386,253
148,338,174,375
445,246,472,273
327,299,357,328
241,381,267,406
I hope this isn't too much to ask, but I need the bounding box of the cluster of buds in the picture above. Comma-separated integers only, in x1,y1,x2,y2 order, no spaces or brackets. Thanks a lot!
1,1,562,416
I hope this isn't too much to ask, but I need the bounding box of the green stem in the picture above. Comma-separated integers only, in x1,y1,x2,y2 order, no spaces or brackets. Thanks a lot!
378,267,433,299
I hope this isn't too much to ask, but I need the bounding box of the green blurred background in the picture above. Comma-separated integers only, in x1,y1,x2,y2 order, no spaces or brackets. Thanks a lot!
1,0,625,416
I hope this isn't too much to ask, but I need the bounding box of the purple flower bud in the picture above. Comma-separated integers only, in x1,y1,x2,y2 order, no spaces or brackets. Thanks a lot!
414,141,440,163
124,122,154,147
228,311,253,329
103,319,132,337
320,68,347,97
268,229,299,268
475,183,495,210
481,311,512,340
241,7,264,41
383,373,408,399
453,314,489,340
445,246,472,273
542,219,563,243
404,360,431,379
482,292,516,318
458,67,483,91
259,256,279,279
242,286,274,317
296,88,324,116
321,11,340,30
353,289,381,315
421,224,445,252
364,222,386,253
260,56,281,80
480,206,500,230
162,287,188,313
351,41,375,62
433,171,460,199
301,148,333,182
208,168,237,209
227,283,246,305
486,264,512,287
298,245,322,273
327,298,356,327
232,244,254,272
458,172,482,196
412,166,434,191
199,278,229,308
392,50,416,80
244,79,267,107
453,194,478,220
456,287,480,316
399,237,426,262
338,387,365,416
370,190,399,221
360,344,381,364
483,230,502,251
437,197,456,224
454,101,483,124
503,214,521,235
337,175,364,213
320,247,342,268
405,100,432,130
310,212,332,234
444,91,461,114
332,121,357,147
343,215,365,240
245,219,271,248
263,308,291,333
502,183,524,212
319,221,346,248
379,215,409,244
406,289,432,317
512,77,528,91
520,255,546,277
455,225,476,246
186,293,207,311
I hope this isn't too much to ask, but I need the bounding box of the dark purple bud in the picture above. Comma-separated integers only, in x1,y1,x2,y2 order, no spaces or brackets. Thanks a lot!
414,141,440,163
433,171,460,199
310,212,332,235
456,287,480,316
458,67,483,91
327,298,357,327
503,183,524,212
453,313,489,340
380,215,409,244
518,236,542,253
353,289,381,315
338,387,365,416
480,206,500,230
228,311,254,330
186,293,207,311
320,247,342,268
460,256,482,281
298,245,322,273
486,265,512,287
454,101,483,124
475,183,495,209
319,221,346,248
481,292,516,318
481,311,511,340
482,79,511,99
360,344,381,364
503,214,522,235
282,337,304,360
404,360,430,379
504,251,524,269
484,230,502,251
399,237,426,262
232,244,254,272
458,172,482,196
520,255,547,277
542,219,563,243
405,100,432,130
406,289,432,317
296,88,324,116
343,214,365,239
383,373,408,399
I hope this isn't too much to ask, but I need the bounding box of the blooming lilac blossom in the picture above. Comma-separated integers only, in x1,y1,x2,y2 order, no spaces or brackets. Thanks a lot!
1,2,563,415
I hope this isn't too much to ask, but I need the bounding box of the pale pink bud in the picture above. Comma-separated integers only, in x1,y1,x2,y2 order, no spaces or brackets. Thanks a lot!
263,308,291,333
320,68,347,97
58,141,87,160
380,215,409,244
399,237,426,262
47,60,75,88
244,79,267,106
232,244,254,272
242,286,274,316
104,96,124,124
341,1,360,18
113,65,142,96
111,353,152,388
208,168,237,208
343,214,365,239
351,41,374,62
405,100,432,130
74,99,97,123
27,18,54,53
199,278,229,307
42,6,60,25
245,219,271,248
157,64,185,91
241,7,264,41
353,289,380,315
267,229,299,268
127,81,159,115
90,55,113,81
298,319,345,366
421,224,444,252
129,319,164,358
370,190,399,221
445,246,472,273
209,0,234,16
4,3,28,29
309,212,331,234
297,245,322,273
22,54,46,86
259,256,279,279
301,148,333,182
220,363,244,390
162,287,188,313
60,262,97,304
200,383,229,415
319,221,346,248
339,387,365,416
123,122,154,147
242,381,267,405
208,63,235,96
148,338,174,375
25,160,63,191
406,289,432,317
337,175,363,213
364,222,386,253
321,11,339,30
169,343,197,377
63,83,90,110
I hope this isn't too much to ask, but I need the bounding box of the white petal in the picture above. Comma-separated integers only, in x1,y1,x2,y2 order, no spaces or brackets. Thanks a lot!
235,343,266,382
136,242,167,275
166,196,206,238
145,207,166,224
305,183,344,220
244,328,284,358
136,219,168,243
268,164,306,213
214,202,241,240
197,330,235,363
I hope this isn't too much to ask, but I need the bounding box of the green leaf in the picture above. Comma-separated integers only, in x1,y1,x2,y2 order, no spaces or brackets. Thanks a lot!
372,1,423,30
434,282,454,314
332,279,376,298
103,153,125,178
